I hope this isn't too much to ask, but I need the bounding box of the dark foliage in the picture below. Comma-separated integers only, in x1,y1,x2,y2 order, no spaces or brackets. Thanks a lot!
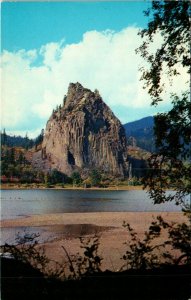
49,169,70,185
122,216,191,270
121,221,163,270
134,4,191,296
67,235,103,278
1,256,191,300
90,169,102,187
71,171,82,186
1,146,71,185
1,231,67,280
136,1,190,104
1,231,191,300
136,0,191,209
0,146,42,183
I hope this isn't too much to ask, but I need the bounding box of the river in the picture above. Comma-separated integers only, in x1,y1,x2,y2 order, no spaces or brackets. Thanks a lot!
0,189,182,221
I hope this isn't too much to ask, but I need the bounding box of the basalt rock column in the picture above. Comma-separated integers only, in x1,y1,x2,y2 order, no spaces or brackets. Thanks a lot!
41,82,128,176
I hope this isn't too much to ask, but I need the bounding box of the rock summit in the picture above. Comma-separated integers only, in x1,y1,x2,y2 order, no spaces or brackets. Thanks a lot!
41,82,129,177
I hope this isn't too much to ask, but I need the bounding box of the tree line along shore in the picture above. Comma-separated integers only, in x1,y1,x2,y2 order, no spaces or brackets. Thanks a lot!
0,182,144,191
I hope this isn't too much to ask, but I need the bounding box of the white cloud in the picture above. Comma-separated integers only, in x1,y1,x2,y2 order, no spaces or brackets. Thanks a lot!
1,27,189,136
40,39,65,67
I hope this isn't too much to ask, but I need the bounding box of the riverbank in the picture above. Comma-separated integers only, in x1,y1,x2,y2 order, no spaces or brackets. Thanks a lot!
0,183,144,191
1,211,187,271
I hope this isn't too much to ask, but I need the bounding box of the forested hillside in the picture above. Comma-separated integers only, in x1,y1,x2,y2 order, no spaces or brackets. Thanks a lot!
1,129,44,149
124,116,155,152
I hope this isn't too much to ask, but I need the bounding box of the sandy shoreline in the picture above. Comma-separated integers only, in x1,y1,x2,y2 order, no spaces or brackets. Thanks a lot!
0,211,186,228
1,212,187,271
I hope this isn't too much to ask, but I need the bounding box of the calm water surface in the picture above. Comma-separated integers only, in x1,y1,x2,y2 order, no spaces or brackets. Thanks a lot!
1,189,187,245
1,189,182,220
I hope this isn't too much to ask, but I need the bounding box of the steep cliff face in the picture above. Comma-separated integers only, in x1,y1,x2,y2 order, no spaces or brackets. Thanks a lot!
41,82,128,177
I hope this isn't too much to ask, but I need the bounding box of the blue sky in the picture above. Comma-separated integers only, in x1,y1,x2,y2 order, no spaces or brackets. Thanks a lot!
2,2,149,51
2,1,183,138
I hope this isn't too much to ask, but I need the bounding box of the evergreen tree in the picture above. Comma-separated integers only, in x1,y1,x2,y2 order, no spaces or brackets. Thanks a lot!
18,152,24,165
71,172,82,186
50,169,66,184
10,148,15,165
1,129,7,145
90,169,102,187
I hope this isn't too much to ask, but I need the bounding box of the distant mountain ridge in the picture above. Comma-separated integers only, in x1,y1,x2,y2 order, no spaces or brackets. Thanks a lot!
124,116,154,135
123,116,155,152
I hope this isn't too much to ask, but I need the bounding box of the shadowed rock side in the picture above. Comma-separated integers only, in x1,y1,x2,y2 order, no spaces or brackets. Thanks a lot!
40,82,128,177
